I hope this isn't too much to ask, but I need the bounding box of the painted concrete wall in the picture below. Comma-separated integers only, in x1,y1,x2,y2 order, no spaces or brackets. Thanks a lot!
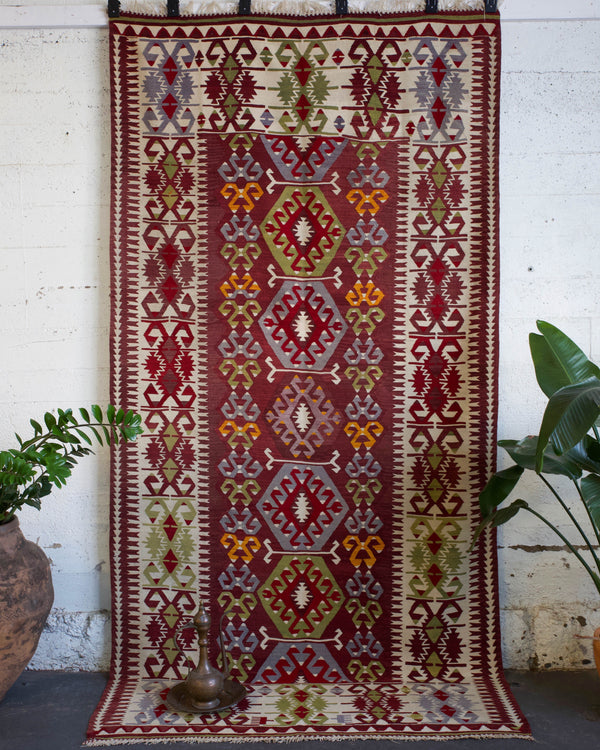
0,4,599,672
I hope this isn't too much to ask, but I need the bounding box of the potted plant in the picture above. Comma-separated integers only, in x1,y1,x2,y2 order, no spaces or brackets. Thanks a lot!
0,405,142,701
474,320,600,672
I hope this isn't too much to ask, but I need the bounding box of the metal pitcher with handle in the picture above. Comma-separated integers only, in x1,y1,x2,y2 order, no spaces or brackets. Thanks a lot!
166,602,246,714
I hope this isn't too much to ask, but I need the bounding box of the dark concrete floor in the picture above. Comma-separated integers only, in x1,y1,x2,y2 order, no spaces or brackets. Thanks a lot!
0,670,599,749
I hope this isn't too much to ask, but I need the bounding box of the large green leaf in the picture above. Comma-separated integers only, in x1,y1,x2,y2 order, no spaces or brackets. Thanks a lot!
566,436,600,474
531,321,600,397
490,499,530,527
499,436,582,479
581,475,600,535
536,377,600,472
479,464,524,517
529,334,569,398
471,498,530,550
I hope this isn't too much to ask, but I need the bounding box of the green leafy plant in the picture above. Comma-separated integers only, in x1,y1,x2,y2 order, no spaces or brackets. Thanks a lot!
0,406,143,525
474,321,600,595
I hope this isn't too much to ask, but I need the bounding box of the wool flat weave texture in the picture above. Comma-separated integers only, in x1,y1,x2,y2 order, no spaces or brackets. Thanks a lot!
87,10,530,744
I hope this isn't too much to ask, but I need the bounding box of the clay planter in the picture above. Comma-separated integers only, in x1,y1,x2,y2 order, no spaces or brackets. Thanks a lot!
594,627,600,679
0,518,54,701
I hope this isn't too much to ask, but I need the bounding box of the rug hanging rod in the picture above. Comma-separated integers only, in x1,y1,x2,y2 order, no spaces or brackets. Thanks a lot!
108,0,497,18
107,0,347,17
107,0,180,15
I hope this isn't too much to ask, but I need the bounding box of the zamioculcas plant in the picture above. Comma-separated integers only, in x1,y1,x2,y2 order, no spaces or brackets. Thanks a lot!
474,321,600,596
0,405,143,525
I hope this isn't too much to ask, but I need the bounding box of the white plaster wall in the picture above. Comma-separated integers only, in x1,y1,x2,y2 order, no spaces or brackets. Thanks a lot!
497,16,600,669
0,22,113,670
0,3,599,672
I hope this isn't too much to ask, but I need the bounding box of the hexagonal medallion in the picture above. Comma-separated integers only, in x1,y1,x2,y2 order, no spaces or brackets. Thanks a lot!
259,555,344,638
266,375,341,459
259,280,347,369
257,463,348,551
260,186,345,277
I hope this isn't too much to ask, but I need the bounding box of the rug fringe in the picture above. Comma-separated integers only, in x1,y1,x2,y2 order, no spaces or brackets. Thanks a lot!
85,730,532,746
118,0,504,15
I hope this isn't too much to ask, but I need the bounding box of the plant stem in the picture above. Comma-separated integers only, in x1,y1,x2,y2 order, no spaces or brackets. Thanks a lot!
538,474,600,569
524,506,600,596
21,430,70,452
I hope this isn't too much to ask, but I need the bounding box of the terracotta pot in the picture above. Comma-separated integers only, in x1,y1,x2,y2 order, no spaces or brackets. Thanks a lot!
0,517,54,701
594,627,600,679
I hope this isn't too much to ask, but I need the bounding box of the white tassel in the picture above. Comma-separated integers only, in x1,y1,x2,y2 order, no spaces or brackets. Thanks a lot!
251,0,334,15
351,0,425,12
119,0,171,13
118,0,503,15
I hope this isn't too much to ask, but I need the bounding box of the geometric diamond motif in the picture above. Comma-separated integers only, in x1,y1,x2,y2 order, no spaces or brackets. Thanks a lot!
266,375,341,458
257,463,348,550
258,555,344,638
260,186,345,277
259,280,347,369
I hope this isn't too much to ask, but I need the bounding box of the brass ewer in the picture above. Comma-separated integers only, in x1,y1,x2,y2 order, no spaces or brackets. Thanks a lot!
166,602,247,714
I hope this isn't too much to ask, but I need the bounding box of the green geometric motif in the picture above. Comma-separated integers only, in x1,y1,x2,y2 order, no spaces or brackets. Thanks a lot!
273,684,329,726
274,41,331,133
407,517,464,599
260,185,344,277
142,496,196,589
259,554,343,638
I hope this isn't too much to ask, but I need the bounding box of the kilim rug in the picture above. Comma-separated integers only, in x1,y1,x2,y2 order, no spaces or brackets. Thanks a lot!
87,8,531,744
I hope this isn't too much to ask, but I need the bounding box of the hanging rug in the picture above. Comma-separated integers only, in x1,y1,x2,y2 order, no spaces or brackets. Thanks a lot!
87,9,530,744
